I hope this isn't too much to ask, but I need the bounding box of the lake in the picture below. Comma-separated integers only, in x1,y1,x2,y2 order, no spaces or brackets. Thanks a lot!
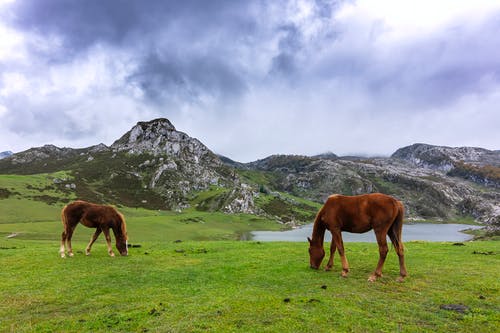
250,223,481,242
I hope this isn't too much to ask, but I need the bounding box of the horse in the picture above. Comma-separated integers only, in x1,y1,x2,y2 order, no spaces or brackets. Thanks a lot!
308,193,407,282
60,200,128,258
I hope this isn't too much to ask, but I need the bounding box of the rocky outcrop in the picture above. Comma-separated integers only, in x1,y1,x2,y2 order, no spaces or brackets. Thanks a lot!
111,118,213,164
108,118,254,211
5,145,78,165
392,143,500,188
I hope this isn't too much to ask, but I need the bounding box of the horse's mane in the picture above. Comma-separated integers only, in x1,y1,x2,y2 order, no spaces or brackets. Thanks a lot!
116,211,128,240
310,205,326,246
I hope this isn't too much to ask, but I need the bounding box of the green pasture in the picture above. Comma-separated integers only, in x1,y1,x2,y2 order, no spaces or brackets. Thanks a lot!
0,239,498,332
1,173,499,332
0,204,282,243
0,173,284,243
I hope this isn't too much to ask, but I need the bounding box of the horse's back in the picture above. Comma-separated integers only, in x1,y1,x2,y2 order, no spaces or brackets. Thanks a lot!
62,200,93,224
62,200,116,227
324,193,400,232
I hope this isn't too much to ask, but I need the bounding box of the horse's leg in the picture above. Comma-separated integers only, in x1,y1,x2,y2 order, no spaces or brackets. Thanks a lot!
325,241,336,271
369,231,389,282
388,233,407,282
85,227,102,256
66,225,77,257
332,230,349,277
60,230,67,258
102,228,115,257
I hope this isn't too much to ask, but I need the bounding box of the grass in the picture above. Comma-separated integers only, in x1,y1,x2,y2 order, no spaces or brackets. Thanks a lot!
0,239,498,332
1,172,499,332
0,173,283,242
0,207,282,242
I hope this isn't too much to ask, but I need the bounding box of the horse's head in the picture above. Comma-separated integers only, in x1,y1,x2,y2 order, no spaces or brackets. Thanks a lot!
116,237,128,256
308,237,325,269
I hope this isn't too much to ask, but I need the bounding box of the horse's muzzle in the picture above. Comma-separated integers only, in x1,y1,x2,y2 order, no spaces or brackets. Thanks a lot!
310,265,319,270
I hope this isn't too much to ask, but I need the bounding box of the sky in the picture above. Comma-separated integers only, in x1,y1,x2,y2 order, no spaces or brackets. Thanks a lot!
0,0,499,162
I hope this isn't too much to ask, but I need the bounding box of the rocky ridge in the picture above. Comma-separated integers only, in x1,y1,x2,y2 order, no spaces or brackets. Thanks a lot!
0,120,498,232
0,119,258,213
240,147,499,231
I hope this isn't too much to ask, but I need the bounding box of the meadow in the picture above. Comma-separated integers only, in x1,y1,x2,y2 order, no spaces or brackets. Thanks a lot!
0,239,498,332
0,173,499,332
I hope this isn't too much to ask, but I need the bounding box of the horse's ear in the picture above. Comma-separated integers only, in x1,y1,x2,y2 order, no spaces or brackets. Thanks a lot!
307,237,312,244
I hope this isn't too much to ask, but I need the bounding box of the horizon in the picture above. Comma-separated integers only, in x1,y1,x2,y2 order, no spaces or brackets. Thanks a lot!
1,1,500,162
1,116,497,164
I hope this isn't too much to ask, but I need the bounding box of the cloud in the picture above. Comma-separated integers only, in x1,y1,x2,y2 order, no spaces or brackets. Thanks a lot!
0,0,499,161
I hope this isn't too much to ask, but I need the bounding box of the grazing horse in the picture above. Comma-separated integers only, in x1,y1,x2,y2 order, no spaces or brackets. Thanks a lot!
60,200,128,258
308,193,407,282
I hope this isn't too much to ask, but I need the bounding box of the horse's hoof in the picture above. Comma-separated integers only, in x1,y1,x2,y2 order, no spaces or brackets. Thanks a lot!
60,254,66,258
68,253,74,257
396,276,406,283
325,267,332,272
368,275,377,282
109,253,115,257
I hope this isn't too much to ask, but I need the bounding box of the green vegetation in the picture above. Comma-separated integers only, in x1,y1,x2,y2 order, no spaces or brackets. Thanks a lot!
0,173,283,243
255,192,320,223
0,239,498,332
1,172,499,332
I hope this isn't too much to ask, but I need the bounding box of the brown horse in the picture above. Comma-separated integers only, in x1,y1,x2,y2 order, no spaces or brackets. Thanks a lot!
308,193,407,282
60,200,128,258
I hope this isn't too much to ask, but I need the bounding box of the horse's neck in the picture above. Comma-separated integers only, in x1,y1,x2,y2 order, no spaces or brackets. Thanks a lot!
111,223,123,238
311,219,326,247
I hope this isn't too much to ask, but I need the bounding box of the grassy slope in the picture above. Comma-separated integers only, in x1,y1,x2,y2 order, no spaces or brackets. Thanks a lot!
0,240,498,332
0,173,286,243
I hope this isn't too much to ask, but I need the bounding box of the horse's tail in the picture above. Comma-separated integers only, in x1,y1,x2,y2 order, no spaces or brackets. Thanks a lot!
61,204,69,227
388,200,405,252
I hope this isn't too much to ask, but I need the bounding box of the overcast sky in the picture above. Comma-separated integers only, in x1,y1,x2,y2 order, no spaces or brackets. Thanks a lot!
0,0,499,162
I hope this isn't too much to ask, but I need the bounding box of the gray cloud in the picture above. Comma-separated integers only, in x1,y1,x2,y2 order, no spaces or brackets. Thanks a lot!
0,0,499,161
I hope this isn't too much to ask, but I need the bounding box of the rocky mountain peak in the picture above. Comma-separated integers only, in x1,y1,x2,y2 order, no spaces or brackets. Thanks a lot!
392,143,499,170
111,118,215,163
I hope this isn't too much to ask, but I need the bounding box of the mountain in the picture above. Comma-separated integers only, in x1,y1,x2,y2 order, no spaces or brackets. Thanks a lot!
236,145,499,233
0,119,256,213
0,151,13,159
392,143,500,188
392,143,500,169
0,119,498,234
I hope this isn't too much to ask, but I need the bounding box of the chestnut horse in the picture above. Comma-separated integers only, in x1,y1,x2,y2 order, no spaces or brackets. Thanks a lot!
60,200,128,258
308,193,407,282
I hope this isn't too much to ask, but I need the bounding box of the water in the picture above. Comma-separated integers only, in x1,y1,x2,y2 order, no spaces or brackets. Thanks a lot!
250,223,481,242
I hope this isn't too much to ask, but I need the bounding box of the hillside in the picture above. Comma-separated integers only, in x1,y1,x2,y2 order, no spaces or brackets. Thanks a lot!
0,118,498,233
